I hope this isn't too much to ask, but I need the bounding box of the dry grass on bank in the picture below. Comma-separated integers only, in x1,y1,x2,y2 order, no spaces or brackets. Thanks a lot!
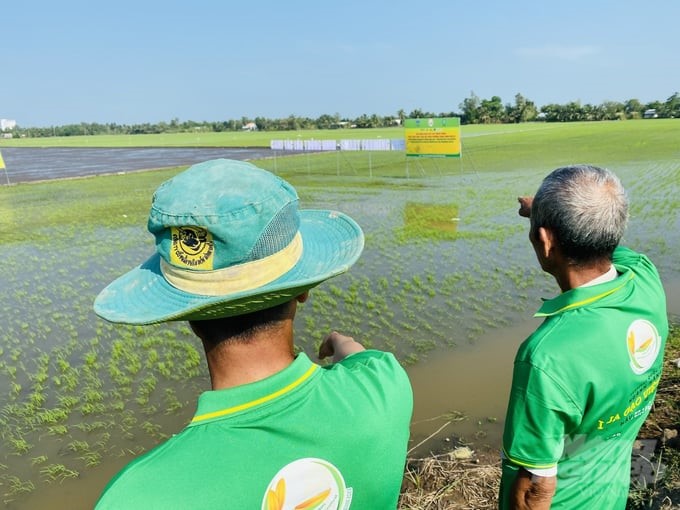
400,453,501,510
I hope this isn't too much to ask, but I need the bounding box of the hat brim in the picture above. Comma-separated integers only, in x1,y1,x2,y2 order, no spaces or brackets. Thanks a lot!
94,210,364,325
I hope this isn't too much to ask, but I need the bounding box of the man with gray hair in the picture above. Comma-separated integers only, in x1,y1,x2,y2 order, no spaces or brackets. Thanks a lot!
499,165,668,509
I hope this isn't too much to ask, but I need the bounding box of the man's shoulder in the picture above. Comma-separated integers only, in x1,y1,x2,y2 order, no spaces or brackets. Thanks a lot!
517,316,568,358
337,349,399,364
613,246,661,280
515,313,604,373
94,435,187,509
330,350,409,381
324,349,413,400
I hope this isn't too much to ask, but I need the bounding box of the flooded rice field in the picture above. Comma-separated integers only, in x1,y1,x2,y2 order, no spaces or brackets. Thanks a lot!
1,150,679,509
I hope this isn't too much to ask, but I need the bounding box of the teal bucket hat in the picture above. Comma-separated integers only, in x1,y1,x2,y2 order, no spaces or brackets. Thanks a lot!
94,159,364,325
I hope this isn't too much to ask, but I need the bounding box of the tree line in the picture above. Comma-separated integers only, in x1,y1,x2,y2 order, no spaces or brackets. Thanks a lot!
7,92,679,138
460,92,680,124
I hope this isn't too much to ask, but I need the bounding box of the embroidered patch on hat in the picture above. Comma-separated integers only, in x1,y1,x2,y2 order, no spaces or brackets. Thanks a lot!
170,226,214,270
626,319,661,375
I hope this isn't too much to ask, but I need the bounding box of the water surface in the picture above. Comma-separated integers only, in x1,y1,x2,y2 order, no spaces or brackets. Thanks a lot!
0,147,285,183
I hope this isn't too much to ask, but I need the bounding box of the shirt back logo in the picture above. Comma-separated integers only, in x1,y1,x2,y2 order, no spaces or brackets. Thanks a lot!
262,458,352,510
627,319,661,374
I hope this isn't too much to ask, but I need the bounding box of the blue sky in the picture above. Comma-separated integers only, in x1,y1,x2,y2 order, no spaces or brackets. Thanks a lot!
3,0,679,127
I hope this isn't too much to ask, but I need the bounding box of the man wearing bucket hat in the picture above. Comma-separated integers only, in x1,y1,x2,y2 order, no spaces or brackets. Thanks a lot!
499,165,668,509
93,159,413,509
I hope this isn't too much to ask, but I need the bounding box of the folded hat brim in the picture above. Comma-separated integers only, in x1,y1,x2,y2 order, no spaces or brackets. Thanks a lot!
94,209,364,325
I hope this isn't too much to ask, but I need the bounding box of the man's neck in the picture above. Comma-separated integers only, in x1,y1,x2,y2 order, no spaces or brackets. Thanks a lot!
578,265,618,288
553,260,615,292
202,324,296,390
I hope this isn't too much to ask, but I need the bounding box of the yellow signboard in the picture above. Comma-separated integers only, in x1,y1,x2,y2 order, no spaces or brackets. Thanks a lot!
405,117,461,158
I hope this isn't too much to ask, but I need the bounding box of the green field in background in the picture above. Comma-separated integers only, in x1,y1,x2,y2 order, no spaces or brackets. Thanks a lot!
2,121,677,170
2,120,679,243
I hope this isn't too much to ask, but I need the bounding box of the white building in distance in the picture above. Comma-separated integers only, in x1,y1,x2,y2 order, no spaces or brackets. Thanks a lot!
1,119,17,131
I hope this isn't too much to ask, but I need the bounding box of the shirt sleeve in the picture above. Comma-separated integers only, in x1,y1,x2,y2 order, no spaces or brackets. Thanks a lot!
612,246,639,266
502,360,582,470
330,349,413,414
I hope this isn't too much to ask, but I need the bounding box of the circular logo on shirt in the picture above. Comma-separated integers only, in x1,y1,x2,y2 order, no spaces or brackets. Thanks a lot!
626,319,661,375
261,458,352,510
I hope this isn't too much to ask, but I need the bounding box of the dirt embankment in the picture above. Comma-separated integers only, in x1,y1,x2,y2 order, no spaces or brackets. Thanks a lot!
399,325,680,510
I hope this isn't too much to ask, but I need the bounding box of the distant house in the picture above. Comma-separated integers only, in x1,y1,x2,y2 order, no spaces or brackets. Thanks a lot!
643,109,658,119
242,122,258,131
0,119,17,131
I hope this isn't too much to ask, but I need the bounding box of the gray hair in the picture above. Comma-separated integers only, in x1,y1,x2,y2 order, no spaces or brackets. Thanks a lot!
531,165,628,264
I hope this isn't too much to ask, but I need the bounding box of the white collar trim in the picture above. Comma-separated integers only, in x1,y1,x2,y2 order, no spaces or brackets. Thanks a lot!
579,265,617,288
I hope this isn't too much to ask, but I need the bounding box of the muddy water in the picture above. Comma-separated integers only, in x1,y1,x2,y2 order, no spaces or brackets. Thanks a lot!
15,418,197,510
664,278,680,320
15,459,126,510
408,320,533,453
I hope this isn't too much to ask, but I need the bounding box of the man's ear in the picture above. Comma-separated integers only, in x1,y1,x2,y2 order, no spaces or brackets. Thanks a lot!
537,227,555,260
296,291,309,304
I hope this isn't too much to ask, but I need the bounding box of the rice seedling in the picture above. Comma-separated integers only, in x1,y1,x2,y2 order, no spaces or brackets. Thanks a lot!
66,440,91,454
157,361,174,379
80,401,106,416
141,421,162,438
79,451,102,468
27,391,46,410
2,476,35,503
93,432,112,451
39,464,79,484
34,408,69,426
46,425,69,436
141,404,160,415
10,382,21,397
163,388,183,415
8,437,32,455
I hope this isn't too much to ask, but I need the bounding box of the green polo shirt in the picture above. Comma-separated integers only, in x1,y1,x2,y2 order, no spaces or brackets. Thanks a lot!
500,247,668,509
95,350,412,509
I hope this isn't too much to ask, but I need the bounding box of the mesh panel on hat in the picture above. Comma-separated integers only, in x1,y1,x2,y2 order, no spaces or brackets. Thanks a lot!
247,201,300,261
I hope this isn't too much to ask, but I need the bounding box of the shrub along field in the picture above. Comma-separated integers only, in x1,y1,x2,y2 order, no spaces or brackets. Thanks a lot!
0,120,678,509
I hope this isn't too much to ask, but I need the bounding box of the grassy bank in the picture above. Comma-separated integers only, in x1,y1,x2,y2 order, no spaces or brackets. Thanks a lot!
399,326,680,509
